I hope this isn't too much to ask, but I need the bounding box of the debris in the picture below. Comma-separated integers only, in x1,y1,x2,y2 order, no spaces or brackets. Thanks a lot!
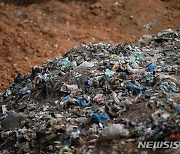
59,146,72,154
0,29,179,153
91,111,110,124
97,124,129,142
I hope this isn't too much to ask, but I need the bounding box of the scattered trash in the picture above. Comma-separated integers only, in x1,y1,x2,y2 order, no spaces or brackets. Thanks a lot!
78,61,95,68
91,111,110,124
146,62,156,71
59,146,72,154
0,29,179,153
126,84,147,94
76,96,91,107
93,94,105,103
2,105,8,115
105,69,115,77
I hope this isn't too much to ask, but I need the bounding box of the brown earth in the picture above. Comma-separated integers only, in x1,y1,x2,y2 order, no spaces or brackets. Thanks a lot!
0,0,179,92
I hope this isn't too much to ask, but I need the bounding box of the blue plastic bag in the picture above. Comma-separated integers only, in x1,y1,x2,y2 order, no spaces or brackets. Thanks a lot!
146,62,156,71
91,111,109,123
58,60,74,67
105,69,115,77
126,84,147,94
77,97,91,107
63,95,71,103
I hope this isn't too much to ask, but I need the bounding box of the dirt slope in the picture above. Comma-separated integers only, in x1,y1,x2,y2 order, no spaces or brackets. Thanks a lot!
0,0,179,92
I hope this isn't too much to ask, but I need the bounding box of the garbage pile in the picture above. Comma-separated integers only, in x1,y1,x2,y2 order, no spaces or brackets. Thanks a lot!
0,29,179,154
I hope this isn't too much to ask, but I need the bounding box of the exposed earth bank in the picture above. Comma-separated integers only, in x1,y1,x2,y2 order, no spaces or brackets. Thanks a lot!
0,0,179,92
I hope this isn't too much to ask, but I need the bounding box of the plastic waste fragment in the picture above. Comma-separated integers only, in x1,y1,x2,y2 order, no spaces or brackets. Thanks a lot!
2,105,8,115
146,62,156,71
105,69,115,77
58,58,75,67
112,63,118,71
78,61,95,68
91,111,110,123
126,84,147,94
71,130,80,138
18,86,32,95
97,124,129,142
93,94,105,103
151,110,170,126
128,57,139,69
76,97,91,107
133,52,146,60
130,74,138,80
174,105,180,112
63,95,71,103
59,146,72,154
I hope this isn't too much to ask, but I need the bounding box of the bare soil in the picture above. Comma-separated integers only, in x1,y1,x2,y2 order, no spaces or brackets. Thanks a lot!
0,0,179,92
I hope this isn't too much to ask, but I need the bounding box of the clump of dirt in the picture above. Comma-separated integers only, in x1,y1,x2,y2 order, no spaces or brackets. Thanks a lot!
0,0,179,92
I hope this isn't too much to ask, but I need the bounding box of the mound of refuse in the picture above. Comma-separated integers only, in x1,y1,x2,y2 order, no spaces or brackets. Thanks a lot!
0,29,180,153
